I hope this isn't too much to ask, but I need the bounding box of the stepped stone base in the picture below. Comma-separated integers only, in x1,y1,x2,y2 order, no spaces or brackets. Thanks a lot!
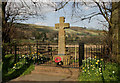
53,55,71,65
32,66,79,79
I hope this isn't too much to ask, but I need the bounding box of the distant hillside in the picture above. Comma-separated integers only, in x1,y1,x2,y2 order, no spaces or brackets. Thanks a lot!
13,23,105,44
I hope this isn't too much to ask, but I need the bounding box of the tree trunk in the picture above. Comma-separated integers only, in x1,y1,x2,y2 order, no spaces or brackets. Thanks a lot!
2,2,11,43
111,2,120,62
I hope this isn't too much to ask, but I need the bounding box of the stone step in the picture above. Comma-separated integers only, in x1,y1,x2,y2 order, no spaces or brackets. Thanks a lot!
33,66,79,73
31,66,80,79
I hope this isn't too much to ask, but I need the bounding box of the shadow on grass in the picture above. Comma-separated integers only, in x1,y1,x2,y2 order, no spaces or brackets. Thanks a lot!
117,63,120,81
2,55,15,74
2,61,33,82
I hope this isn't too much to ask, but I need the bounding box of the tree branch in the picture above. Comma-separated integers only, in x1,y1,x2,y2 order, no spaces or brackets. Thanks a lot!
55,1,70,11
81,13,101,21
94,1,112,27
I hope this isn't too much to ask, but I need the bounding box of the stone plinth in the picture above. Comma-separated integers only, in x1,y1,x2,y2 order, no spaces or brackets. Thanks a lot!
53,55,71,65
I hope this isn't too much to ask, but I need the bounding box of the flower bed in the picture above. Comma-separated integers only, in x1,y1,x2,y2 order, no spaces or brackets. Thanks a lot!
79,56,120,81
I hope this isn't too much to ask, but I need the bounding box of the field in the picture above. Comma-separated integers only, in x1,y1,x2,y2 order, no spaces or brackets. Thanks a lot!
13,23,105,44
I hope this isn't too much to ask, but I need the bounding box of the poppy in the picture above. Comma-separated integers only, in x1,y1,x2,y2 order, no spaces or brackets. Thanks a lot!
55,57,61,63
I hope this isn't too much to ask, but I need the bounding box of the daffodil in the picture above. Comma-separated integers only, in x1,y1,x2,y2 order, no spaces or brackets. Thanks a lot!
22,55,25,57
91,65,93,67
14,64,16,66
13,66,15,69
99,68,101,71
95,56,96,58
112,71,115,74
96,62,98,64
100,73,102,75
88,67,89,69
101,59,103,61
33,57,35,60
85,70,86,72
97,60,99,62
32,52,34,54
83,67,85,69
35,52,36,54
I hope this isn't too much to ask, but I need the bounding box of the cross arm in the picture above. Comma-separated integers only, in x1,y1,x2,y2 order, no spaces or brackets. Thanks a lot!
55,23,59,29
64,23,70,29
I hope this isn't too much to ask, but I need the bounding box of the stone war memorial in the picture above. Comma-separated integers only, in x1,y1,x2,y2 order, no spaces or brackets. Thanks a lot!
53,17,71,65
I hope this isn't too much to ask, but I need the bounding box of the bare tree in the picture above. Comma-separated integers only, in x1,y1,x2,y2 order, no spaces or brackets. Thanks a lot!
2,0,56,43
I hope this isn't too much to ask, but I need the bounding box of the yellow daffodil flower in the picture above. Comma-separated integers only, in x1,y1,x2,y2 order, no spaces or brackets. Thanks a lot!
101,59,103,61
33,57,35,60
96,62,98,64
95,56,96,58
97,60,99,62
82,67,84,69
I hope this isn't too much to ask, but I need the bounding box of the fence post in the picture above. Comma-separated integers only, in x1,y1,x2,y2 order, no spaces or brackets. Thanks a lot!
14,43,17,63
36,40,38,64
79,43,84,67
51,47,52,57
75,45,77,62
29,44,31,55
48,43,49,56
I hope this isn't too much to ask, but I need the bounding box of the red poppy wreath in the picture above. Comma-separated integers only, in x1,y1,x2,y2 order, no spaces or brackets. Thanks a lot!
55,57,61,63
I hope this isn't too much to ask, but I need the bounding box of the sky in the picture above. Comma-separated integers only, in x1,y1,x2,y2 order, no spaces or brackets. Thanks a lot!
15,1,108,30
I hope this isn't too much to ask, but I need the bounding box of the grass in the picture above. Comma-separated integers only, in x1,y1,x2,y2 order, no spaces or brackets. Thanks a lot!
21,63,34,76
79,57,120,82
2,54,35,82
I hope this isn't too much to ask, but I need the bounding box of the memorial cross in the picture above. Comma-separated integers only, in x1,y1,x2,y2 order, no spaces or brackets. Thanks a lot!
55,17,70,55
